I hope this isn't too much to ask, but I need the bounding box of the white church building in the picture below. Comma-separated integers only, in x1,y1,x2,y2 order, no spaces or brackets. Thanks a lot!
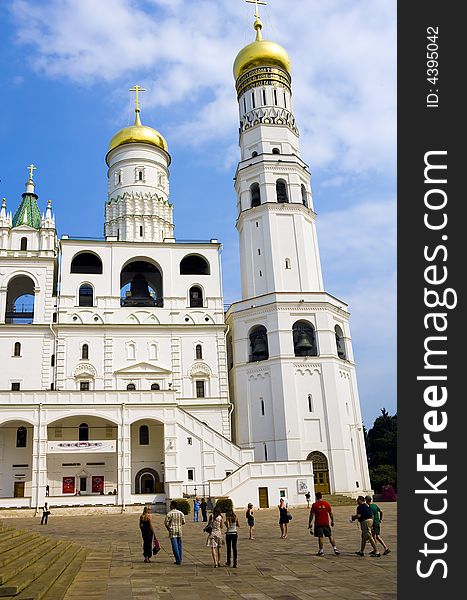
0,14,371,513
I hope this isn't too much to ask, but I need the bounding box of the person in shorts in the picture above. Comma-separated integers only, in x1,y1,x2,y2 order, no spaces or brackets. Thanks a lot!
351,496,379,557
308,492,339,556
365,495,390,555
246,503,255,539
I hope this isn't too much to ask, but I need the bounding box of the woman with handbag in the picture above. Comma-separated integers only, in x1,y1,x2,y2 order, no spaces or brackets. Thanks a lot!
205,506,224,567
278,498,290,539
139,505,158,563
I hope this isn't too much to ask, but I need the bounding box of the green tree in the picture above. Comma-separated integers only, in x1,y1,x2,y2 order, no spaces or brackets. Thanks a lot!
366,408,397,491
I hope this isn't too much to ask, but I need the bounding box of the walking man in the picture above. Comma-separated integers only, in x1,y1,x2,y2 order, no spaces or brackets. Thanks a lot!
200,498,208,522
193,496,200,522
305,491,311,508
351,496,380,557
40,502,50,525
164,500,186,565
308,492,340,556
365,495,391,555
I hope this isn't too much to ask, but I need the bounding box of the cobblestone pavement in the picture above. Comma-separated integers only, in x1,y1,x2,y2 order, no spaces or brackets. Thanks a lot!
6,503,397,599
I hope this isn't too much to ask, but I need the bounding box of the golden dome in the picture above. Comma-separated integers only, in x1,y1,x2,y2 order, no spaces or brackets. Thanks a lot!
233,18,291,81
107,110,169,164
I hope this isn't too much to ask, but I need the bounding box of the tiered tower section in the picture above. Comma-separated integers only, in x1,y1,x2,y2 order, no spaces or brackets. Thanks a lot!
226,16,371,497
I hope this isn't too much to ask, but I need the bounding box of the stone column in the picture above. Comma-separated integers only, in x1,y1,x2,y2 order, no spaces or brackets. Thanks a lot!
117,404,132,510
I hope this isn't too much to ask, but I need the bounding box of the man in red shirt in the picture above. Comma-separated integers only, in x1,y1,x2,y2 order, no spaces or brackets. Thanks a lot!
308,491,340,556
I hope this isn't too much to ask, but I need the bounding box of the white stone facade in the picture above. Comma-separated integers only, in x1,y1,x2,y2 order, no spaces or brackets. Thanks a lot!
0,23,371,514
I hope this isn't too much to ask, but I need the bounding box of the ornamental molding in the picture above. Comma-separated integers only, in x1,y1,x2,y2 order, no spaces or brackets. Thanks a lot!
188,361,212,378
339,369,351,380
240,107,298,135
295,365,321,374
246,368,270,378
73,363,97,378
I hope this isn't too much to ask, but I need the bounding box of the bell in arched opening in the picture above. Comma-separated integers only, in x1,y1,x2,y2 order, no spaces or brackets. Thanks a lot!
249,326,269,362
123,273,156,307
293,320,317,357
295,331,314,352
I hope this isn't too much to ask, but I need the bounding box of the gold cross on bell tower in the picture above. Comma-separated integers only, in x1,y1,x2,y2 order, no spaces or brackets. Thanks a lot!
129,85,146,113
246,0,267,19
27,163,37,180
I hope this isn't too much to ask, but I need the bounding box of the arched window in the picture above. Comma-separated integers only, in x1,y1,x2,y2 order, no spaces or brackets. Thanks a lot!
335,325,347,359
150,383,160,390
127,383,136,391
189,286,203,307
195,344,203,360
276,179,289,203
20,237,28,251
285,258,291,269
292,320,318,357
51,354,55,367
16,426,27,447
120,259,163,307
79,423,89,441
81,344,89,360
252,151,258,157
180,255,210,275
139,425,149,445
5,275,35,324
250,183,261,208
14,342,21,357
78,284,94,307
71,252,103,274
301,184,308,207
272,147,280,154
249,325,269,362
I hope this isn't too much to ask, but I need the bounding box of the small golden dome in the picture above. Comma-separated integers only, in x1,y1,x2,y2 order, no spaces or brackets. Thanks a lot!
107,110,169,164
233,17,291,81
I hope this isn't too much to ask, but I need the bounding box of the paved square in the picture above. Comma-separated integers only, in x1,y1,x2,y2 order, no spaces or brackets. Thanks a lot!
5,503,396,599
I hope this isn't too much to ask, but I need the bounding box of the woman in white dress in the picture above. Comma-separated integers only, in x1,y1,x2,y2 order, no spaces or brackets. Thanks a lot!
206,506,224,567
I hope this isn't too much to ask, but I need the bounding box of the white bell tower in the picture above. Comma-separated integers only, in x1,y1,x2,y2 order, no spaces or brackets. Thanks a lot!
226,7,371,497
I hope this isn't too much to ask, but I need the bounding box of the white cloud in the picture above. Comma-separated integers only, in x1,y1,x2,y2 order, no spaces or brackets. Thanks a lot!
10,0,396,176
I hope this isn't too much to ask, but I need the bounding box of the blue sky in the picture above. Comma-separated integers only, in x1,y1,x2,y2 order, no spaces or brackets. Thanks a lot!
0,0,396,428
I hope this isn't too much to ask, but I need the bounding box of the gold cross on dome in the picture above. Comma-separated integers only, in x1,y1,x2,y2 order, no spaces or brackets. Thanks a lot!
129,85,146,113
246,0,267,19
27,163,37,180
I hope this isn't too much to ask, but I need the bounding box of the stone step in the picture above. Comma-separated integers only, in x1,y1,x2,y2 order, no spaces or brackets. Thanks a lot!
39,547,88,600
0,538,62,592
15,544,86,600
0,532,40,557
0,534,47,569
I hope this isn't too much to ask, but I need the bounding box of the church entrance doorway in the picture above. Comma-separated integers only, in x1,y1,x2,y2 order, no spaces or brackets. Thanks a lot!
135,468,163,494
307,451,330,495
14,482,25,497
258,486,269,508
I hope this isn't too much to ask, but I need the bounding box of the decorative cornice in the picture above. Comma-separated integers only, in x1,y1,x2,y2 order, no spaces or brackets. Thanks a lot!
240,106,298,135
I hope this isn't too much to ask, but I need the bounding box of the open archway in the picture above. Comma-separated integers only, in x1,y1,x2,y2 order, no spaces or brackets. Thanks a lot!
5,275,35,324
120,259,163,307
134,468,161,494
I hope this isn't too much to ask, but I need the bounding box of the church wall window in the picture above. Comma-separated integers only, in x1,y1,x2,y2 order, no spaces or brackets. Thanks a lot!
139,226,143,237
11,382,21,391
189,286,203,307
195,344,203,360
250,183,261,208
148,342,157,360
127,383,136,391
251,91,256,109
262,89,266,105
285,258,291,269
272,147,280,154
335,325,347,359
5,275,35,325
71,252,103,274
20,237,28,251
80,381,90,391
79,423,89,441
308,394,313,413
16,427,27,448
249,325,269,362
273,88,278,105
260,398,265,416
276,179,289,203
301,184,308,207
81,343,89,360
252,151,258,157
51,353,55,367
135,167,145,182
13,341,21,357
150,383,160,390
78,284,94,307
263,443,268,460
126,341,136,361
258,249,261,255
139,425,149,445
180,255,210,275
243,97,246,113
187,468,195,481
284,91,287,108
292,320,318,357
195,380,205,398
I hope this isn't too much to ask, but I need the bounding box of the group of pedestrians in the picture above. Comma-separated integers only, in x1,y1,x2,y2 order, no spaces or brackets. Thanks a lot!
138,491,391,565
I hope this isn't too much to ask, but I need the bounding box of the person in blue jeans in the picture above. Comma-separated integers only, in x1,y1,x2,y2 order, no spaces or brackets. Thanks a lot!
193,496,200,522
164,500,186,564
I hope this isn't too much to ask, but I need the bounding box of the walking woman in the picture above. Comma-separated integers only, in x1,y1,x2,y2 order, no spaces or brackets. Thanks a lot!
278,498,289,538
206,506,224,567
139,505,156,563
246,503,255,539
224,508,239,568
